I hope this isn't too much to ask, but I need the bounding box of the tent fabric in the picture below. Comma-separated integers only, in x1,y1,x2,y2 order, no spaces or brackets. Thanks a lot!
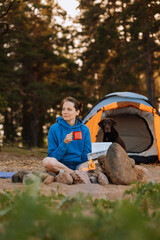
105,92,149,100
83,92,152,123
83,92,160,162
86,110,102,143
98,106,157,156
153,111,160,159
101,114,153,153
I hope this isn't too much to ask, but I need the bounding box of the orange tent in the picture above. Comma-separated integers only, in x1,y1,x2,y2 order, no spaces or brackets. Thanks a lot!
83,92,160,163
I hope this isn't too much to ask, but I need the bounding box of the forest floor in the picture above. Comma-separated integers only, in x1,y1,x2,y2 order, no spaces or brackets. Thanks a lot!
1,147,160,200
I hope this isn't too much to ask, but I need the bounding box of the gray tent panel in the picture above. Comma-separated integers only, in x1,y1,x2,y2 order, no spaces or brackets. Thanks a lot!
83,92,152,123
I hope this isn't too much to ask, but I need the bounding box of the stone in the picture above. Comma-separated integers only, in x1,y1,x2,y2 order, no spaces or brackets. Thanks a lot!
12,170,29,183
133,165,148,182
87,171,98,178
98,155,106,170
55,171,73,185
43,175,55,185
71,170,91,184
39,172,56,182
98,173,109,186
78,160,104,178
104,143,137,185
23,173,41,185
87,161,105,178
94,162,105,176
89,176,98,183
39,172,50,182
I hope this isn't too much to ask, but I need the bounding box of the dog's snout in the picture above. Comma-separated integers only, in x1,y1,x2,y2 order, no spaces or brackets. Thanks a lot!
104,125,111,132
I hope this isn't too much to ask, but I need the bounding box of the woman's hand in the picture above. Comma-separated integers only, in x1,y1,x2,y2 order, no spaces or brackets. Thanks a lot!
64,132,73,144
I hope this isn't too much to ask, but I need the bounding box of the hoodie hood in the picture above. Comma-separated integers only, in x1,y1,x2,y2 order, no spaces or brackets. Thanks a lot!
56,116,83,129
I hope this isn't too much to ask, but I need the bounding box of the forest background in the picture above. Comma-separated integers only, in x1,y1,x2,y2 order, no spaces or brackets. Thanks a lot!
0,0,160,148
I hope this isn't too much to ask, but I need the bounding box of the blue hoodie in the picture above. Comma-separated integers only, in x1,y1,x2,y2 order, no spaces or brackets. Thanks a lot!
47,117,91,170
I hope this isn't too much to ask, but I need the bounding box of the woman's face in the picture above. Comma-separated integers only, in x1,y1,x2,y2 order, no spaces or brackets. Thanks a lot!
61,101,79,123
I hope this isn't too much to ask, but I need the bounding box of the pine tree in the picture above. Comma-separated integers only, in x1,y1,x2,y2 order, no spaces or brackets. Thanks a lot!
77,0,160,106
0,0,80,146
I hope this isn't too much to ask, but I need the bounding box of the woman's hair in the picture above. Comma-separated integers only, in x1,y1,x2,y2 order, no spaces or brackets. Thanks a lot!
60,96,83,114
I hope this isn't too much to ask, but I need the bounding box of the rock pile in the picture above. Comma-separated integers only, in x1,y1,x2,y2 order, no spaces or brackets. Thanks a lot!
12,143,148,186
40,168,109,186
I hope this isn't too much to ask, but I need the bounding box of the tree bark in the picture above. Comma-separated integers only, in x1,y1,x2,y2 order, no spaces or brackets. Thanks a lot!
31,103,38,147
144,35,155,106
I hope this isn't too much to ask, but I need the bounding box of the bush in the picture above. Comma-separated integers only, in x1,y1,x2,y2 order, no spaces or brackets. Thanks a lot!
0,183,160,240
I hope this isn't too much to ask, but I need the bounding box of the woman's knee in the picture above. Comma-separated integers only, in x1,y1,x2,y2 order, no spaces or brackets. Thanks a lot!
42,157,57,168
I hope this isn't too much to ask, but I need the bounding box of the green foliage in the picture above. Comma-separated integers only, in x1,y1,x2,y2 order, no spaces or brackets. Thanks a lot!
1,183,160,239
0,0,84,147
78,0,160,104
125,182,160,210
1,0,160,146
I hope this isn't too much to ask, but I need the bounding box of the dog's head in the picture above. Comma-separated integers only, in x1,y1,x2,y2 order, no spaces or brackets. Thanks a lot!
98,118,116,133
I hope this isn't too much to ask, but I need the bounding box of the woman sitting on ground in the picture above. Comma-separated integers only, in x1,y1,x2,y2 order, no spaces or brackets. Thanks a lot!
43,96,91,174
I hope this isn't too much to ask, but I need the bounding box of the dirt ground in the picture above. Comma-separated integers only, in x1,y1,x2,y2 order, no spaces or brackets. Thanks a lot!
1,152,160,200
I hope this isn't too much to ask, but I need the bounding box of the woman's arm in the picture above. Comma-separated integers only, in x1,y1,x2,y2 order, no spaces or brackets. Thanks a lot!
47,126,68,161
81,127,92,162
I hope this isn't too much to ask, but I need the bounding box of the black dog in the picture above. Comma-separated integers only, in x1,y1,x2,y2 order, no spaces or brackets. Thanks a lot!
98,118,126,151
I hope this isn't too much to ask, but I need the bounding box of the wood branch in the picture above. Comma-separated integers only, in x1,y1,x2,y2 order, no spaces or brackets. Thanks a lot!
0,0,16,36
0,0,16,19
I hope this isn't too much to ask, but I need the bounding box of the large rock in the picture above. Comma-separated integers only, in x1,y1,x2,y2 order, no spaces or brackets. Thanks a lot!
55,171,73,185
71,170,91,184
104,143,137,185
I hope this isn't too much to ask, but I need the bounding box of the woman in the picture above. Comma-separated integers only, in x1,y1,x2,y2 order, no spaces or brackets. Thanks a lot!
43,96,91,174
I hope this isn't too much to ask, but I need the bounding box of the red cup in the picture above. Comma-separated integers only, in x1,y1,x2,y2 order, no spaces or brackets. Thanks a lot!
73,131,82,140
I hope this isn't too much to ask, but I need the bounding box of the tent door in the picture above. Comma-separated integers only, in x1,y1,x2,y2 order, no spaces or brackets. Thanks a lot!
96,114,153,153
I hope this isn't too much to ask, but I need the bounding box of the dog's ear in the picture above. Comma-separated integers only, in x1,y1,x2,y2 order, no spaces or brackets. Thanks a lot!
111,119,117,127
98,119,104,129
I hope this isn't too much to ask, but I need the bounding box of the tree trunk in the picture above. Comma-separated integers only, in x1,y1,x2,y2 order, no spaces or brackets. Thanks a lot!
4,109,16,142
144,36,155,106
22,100,32,147
31,103,38,147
